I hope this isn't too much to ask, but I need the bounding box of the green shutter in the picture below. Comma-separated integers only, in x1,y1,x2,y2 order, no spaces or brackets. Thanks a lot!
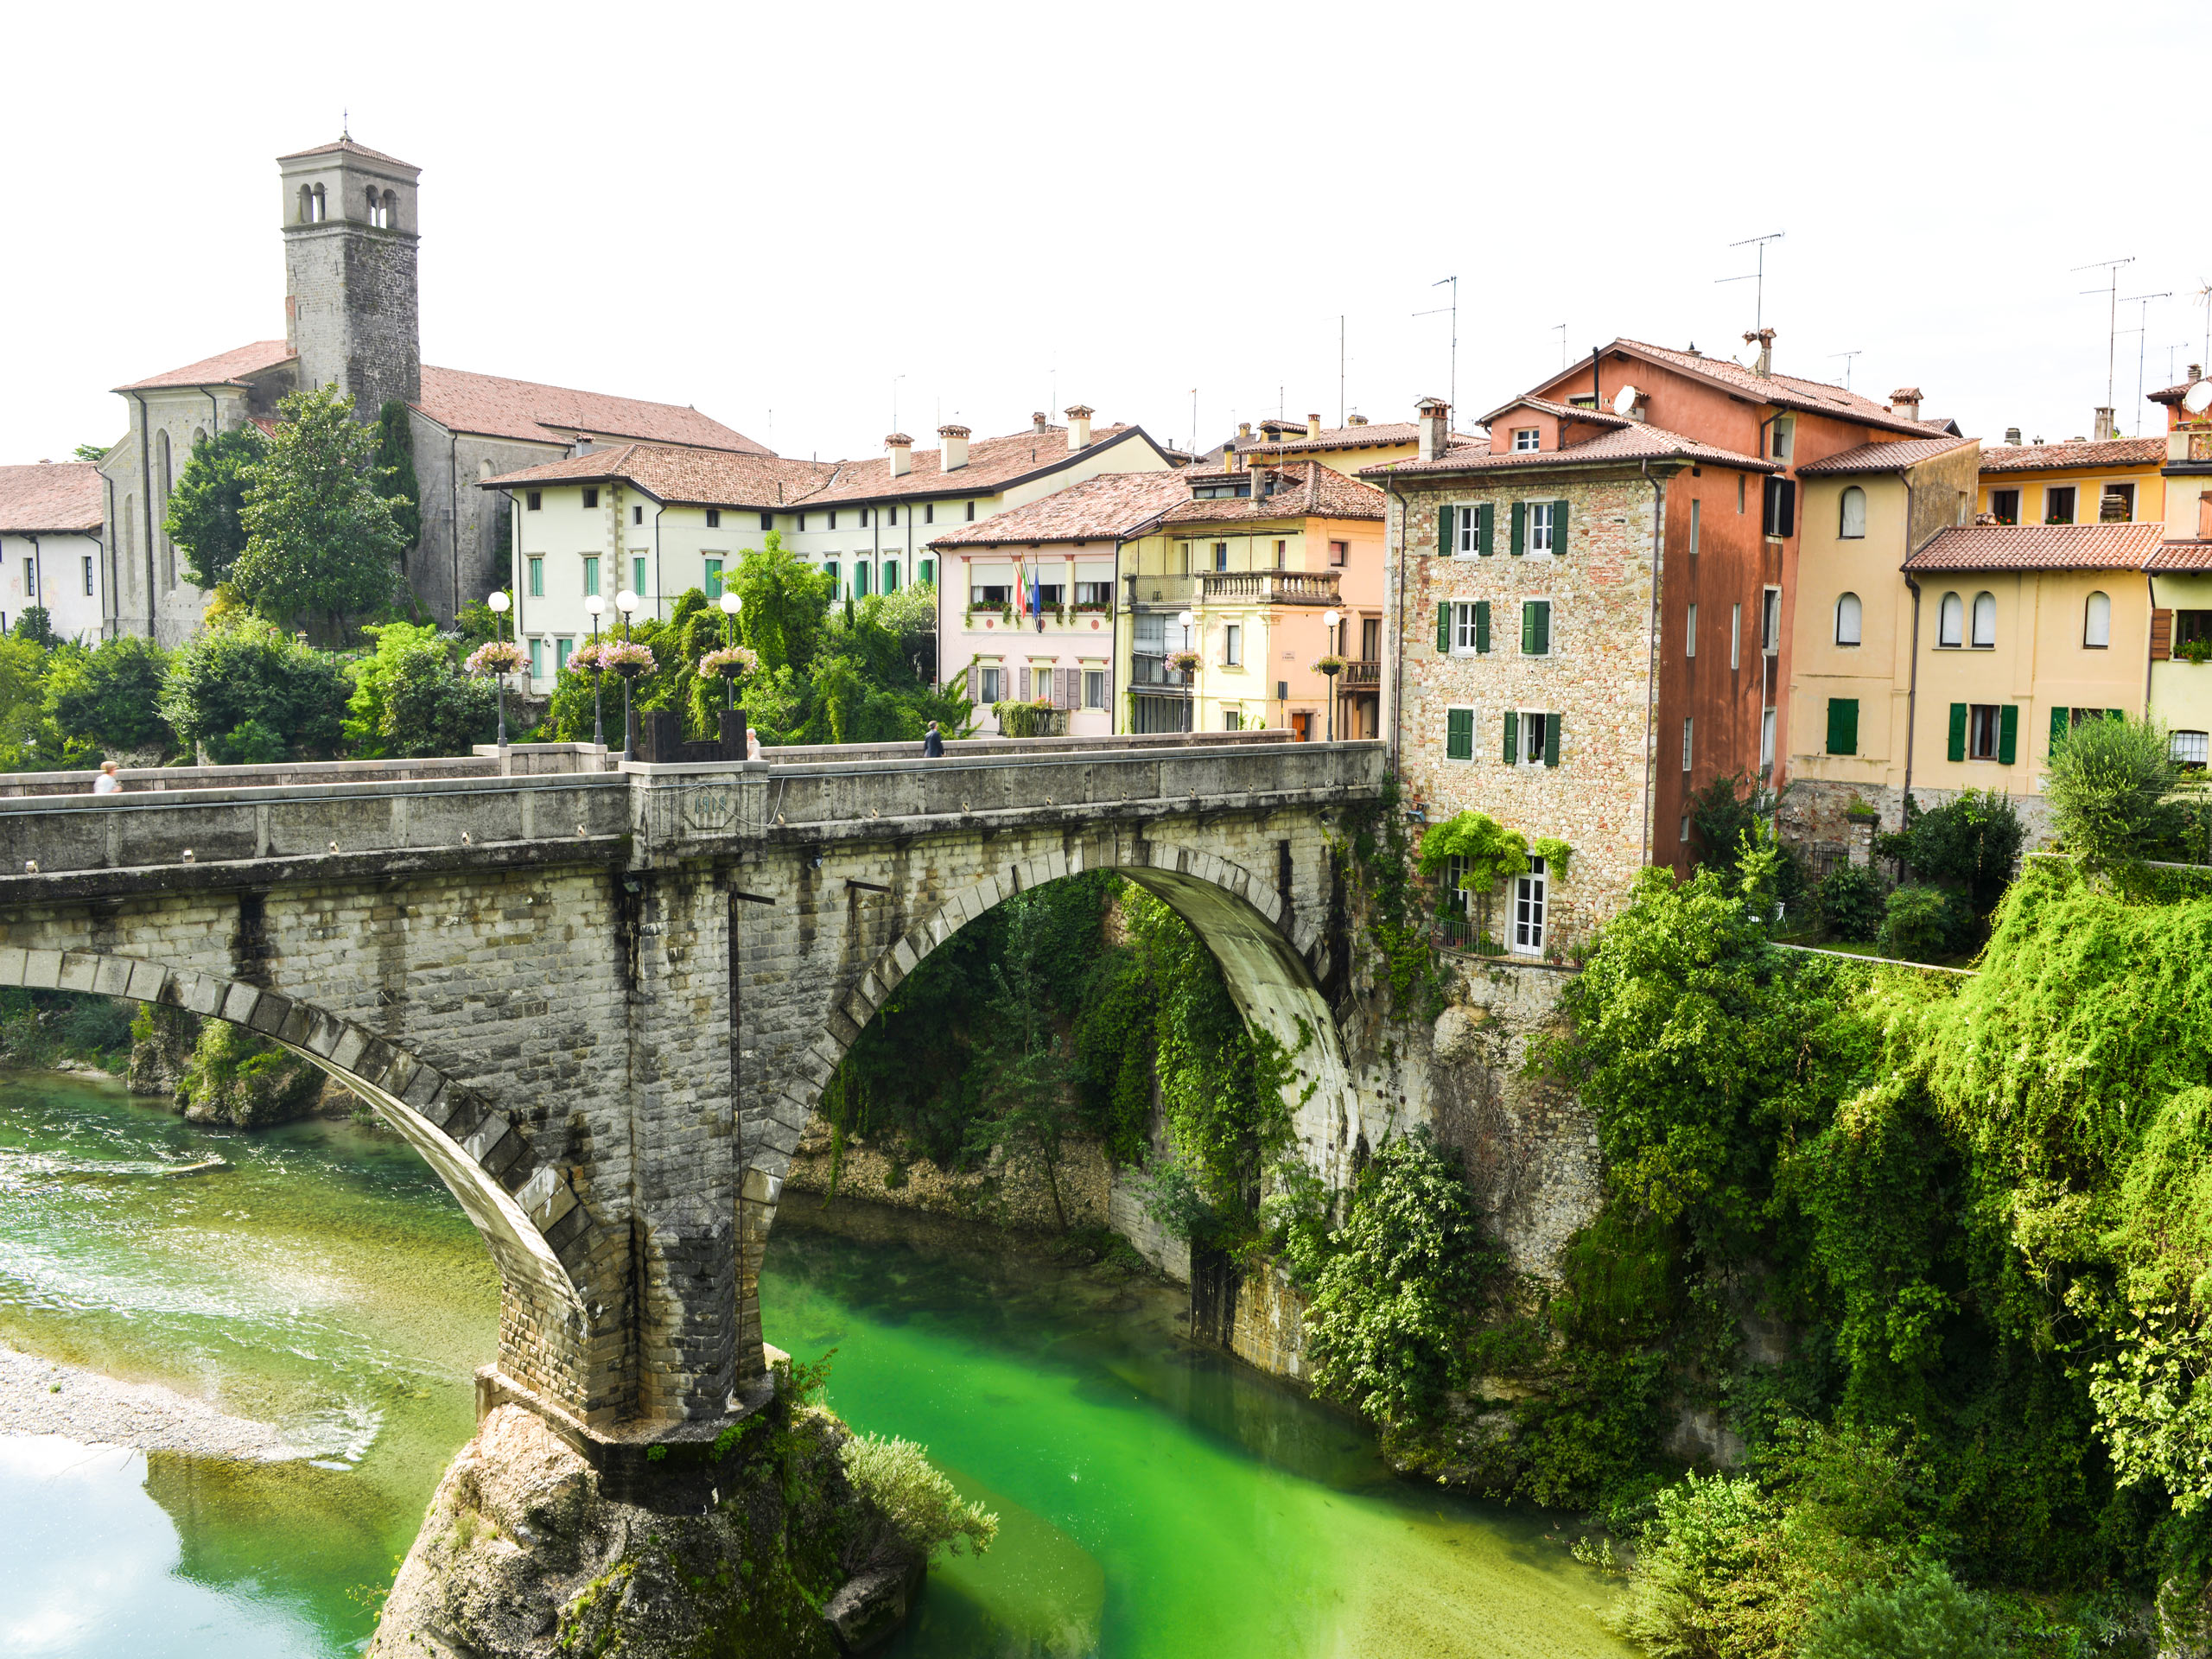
1437,601,1450,652
1439,505,1454,556
1544,713,1562,767
2050,705,2069,755
1503,711,1518,764
1478,502,1495,556
1999,703,2018,766
1522,601,1537,654
1510,500,1526,556
1826,697,1859,756
1446,708,1472,760
1533,601,1551,656
2107,708,2126,722
1474,600,1491,653
1552,499,1570,552
1947,702,1967,763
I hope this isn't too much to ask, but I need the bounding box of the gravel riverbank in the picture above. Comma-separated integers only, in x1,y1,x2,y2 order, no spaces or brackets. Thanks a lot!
0,1343,302,1461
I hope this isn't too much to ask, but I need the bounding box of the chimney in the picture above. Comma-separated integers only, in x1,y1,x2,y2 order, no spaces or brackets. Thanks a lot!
574,433,594,456
1416,397,1449,462
2004,426,2022,446
2093,407,2118,441
1237,421,1252,441
1348,412,1368,426
1065,404,1094,451
938,423,969,471
1306,411,1321,438
1743,328,1776,377
1890,387,1923,423
1033,410,1049,435
886,432,913,477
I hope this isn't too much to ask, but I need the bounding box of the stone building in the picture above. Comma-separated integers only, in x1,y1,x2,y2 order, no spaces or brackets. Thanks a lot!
92,137,767,643
0,461,105,642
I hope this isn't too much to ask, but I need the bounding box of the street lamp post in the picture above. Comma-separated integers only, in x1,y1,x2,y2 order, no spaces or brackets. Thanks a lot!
1321,607,1342,742
614,589,639,757
1177,607,1198,735
717,589,742,710
582,594,606,749
486,589,512,747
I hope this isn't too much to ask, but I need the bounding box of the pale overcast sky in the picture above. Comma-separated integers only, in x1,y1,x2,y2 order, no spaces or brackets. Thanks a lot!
5,0,2207,468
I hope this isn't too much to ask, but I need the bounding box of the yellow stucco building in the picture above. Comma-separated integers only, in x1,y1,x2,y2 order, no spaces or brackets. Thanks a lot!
2145,370,2212,763
1976,435,2165,528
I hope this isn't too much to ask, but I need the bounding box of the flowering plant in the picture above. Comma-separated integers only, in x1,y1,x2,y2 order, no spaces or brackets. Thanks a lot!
568,639,611,673
699,645,760,682
1313,652,1347,674
601,640,657,678
1167,650,1202,675
463,640,528,677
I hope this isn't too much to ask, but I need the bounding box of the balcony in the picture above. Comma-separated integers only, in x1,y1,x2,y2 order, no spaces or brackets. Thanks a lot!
1199,569,1341,606
1341,658,1382,690
1125,573,1198,609
1129,655,1192,692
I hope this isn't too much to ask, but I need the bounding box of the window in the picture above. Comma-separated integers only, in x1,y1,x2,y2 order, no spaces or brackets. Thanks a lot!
526,491,542,511
1937,590,1963,647
367,187,385,226
1681,715,1694,771
632,505,643,526
979,666,1002,703
1971,591,1996,649
1763,476,1796,537
1446,706,1475,760
925,504,935,524
704,559,723,600
1763,588,1782,654
556,637,573,674
1449,601,1490,654
1511,856,1548,954
582,556,600,595
1761,707,1777,772
798,514,807,531
529,637,546,678
1770,416,1795,461
2173,730,2209,769
1440,854,1471,914
1971,703,2000,760
1223,710,1243,732
760,512,773,532
1839,486,1867,539
918,559,934,588
823,560,838,589
2084,590,2111,648
1681,816,1691,844
24,560,35,597
1213,543,1229,571
1514,428,1540,451
1074,581,1111,607
1731,602,1743,668
1528,500,1557,556
829,512,839,531
965,501,976,521
1274,539,1287,569
632,556,647,596
1034,582,1065,608
1690,499,1701,554
1687,601,1699,658
1835,592,1862,645
705,509,721,528
1521,599,1553,656
1452,504,1492,556
2101,483,2136,523
854,562,870,597
527,556,543,597
2044,486,2076,525
1362,617,1381,660
972,582,1010,606
1826,697,1859,755
582,489,599,509
1949,701,2018,763
1738,474,1746,513
82,555,94,597
1505,710,1560,767
883,563,900,594
1223,623,1242,666
1084,671,1107,710
1990,488,2019,525
2179,611,2212,652
859,508,870,528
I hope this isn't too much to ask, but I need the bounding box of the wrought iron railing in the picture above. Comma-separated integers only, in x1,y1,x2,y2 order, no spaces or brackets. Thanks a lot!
1129,655,1192,690
1125,573,1198,607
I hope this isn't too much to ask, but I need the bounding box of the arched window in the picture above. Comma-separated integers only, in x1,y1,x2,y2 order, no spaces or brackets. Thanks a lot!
1839,486,1867,539
2084,589,2112,649
382,189,398,229
297,184,313,223
311,183,327,222
366,188,382,226
1971,591,1996,648
1835,592,1862,645
1938,591,1963,647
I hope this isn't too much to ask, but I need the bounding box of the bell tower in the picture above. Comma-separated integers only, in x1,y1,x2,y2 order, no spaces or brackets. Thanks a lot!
277,137,421,420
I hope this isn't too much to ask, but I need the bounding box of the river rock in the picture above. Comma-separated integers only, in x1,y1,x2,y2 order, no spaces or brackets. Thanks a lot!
371,1402,913,1659
126,1003,198,1098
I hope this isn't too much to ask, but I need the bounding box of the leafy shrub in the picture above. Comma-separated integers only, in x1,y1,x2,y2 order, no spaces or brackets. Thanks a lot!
344,622,496,759
1615,1473,1805,1658
1799,1560,2001,1659
157,616,348,761
11,607,54,648
838,1433,996,1570
1878,790,2024,919
45,635,174,755
1875,884,1969,962
2044,712,2186,871
205,719,286,766
1815,865,1884,942
1418,808,1529,893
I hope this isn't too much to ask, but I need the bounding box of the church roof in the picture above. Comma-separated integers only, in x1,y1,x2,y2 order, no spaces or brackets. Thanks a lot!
413,366,769,454
277,137,417,171
0,463,104,533
115,340,296,393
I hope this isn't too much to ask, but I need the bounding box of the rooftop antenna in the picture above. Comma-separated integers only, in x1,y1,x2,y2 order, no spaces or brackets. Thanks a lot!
2196,278,2212,372
1829,349,1862,391
1553,322,1569,370
891,374,905,435
1718,232,1785,332
1413,275,1459,417
1189,388,1198,460
2119,292,2171,435
1338,315,1346,426
2073,256,2136,410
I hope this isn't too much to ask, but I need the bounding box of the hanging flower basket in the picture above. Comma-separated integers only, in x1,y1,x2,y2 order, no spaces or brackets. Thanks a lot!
1313,652,1347,675
698,645,760,683
463,639,528,677
569,639,610,674
601,640,657,680
1167,650,1202,675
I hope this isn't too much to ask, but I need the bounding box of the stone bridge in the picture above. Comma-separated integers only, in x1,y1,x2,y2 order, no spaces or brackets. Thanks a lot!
0,731,1385,1473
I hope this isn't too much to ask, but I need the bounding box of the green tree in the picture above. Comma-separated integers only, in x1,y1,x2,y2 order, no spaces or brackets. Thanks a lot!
44,635,173,755
345,622,496,758
233,385,407,635
71,442,108,464
162,426,263,590
10,607,54,649
959,899,1087,1231
1877,790,2024,922
0,634,56,768
2044,711,2189,871
373,400,422,557
157,615,348,762
733,532,836,675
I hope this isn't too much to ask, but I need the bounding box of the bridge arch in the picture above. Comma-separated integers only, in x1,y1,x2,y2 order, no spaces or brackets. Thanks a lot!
0,943,605,1410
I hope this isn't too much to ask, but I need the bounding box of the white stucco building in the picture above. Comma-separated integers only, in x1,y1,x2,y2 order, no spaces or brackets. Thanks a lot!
0,462,106,642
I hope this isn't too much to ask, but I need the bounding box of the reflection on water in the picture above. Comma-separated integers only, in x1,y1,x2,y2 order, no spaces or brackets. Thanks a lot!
0,1071,1624,1657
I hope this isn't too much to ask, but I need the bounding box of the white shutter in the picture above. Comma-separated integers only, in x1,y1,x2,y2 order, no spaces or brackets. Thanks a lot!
967,661,980,702
1019,666,1032,701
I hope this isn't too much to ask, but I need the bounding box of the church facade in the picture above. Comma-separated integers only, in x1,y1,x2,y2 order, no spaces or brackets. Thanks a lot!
94,137,766,642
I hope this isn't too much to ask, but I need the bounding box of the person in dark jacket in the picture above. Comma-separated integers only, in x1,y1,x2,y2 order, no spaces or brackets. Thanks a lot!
922,721,944,758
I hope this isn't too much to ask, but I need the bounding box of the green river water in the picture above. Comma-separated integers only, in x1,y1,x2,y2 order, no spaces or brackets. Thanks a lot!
0,1069,1627,1657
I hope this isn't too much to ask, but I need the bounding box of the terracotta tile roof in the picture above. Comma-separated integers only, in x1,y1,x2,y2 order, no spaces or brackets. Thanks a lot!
925,470,1192,549
415,365,767,454
2150,378,2206,408
1796,435,1979,475
1236,419,1486,457
114,340,296,392
277,137,416,170
481,443,833,506
1978,437,2165,473
1573,339,1947,439
0,463,104,533
1903,522,2163,572
1359,421,1773,479
1473,395,1634,431
801,423,1159,504
1160,461,1387,524
2145,540,2212,571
